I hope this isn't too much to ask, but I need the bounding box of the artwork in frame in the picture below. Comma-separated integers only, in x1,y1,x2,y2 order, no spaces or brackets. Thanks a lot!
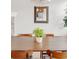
34,6,48,23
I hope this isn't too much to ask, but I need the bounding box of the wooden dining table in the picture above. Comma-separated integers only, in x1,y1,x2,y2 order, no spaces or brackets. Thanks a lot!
11,36,67,59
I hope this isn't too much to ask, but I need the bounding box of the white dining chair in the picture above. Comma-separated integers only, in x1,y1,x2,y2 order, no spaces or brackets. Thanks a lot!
31,52,41,59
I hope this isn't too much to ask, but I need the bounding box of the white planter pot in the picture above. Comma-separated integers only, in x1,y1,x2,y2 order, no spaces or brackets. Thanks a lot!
36,37,43,43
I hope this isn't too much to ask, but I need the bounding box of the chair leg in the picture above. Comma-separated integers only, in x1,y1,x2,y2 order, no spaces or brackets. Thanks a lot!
50,53,53,59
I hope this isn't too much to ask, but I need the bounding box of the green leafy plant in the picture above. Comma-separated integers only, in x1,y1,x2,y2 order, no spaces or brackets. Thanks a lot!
63,8,67,27
33,27,44,37
63,16,67,27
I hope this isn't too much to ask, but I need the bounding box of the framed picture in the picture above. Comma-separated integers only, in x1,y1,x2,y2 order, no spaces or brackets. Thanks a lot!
34,6,48,23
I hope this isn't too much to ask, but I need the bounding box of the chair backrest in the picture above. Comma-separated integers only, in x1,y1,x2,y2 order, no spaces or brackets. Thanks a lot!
11,50,28,59
32,52,41,59
53,51,67,59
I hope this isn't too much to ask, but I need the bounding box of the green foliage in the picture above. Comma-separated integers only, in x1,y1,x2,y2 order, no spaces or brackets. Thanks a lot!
63,16,67,27
33,27,44,37
63,8,67,27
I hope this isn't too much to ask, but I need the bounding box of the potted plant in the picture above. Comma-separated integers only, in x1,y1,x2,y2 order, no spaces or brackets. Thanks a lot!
63,8,67,27
33,27,44,43
63,16,67,27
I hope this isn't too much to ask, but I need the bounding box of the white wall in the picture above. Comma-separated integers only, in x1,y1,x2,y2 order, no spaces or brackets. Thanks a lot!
11,0,67,36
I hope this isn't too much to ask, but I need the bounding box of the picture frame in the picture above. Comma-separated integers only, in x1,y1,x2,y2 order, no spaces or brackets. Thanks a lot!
34,6,48,23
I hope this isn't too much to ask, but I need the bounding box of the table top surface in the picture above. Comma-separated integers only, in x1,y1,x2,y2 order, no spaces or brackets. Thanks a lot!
11,36,67,50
